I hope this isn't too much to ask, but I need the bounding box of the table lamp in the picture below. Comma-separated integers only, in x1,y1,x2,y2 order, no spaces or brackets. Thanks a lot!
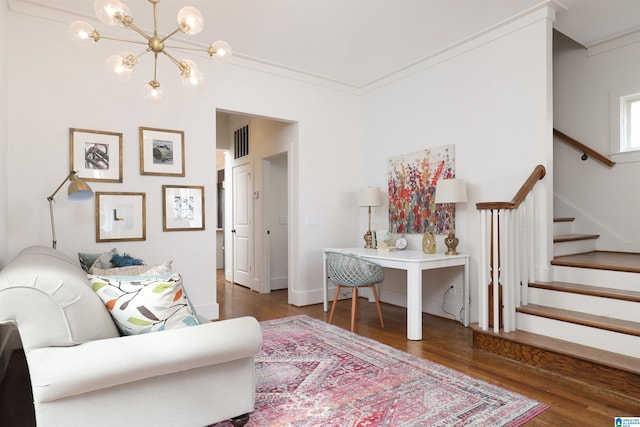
435,178,468,255
47,171,94,249
357,186,381,249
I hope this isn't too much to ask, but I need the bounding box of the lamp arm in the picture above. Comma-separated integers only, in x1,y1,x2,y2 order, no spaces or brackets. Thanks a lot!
47,171,76,201
47,171,77,249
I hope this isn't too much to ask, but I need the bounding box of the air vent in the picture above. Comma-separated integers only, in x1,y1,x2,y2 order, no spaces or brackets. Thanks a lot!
234,125,249,159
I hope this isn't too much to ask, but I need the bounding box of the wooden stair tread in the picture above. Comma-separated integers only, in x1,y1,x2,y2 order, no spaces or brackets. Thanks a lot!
517,304,640,337
471,323,640,376
553,217,575,222
553,233,599,243
529,281,640,302
552,250,640,273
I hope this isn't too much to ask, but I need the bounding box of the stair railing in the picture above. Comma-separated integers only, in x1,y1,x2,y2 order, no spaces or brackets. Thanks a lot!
553,129,615,168
476,165,546,333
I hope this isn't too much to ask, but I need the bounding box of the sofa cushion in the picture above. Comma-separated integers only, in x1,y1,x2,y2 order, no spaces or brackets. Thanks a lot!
89,261,172,276
88,274,200,335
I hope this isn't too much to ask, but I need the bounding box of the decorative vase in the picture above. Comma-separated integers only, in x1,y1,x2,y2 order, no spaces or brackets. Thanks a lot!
444,232,459,255
422,231,436,254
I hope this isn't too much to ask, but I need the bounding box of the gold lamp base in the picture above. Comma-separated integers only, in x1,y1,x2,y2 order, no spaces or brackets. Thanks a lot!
444,232,460,255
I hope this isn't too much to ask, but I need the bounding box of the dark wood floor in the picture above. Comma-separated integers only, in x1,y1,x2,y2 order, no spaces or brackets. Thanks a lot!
1,272,638,426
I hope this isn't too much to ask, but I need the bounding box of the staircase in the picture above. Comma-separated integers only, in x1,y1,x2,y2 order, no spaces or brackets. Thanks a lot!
472,217,640,398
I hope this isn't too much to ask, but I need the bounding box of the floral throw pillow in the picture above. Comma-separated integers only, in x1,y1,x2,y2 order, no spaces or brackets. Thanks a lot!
88,274,200,335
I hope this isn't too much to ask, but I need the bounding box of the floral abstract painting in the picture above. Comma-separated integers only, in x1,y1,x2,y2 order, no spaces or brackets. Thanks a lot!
388,145,455,234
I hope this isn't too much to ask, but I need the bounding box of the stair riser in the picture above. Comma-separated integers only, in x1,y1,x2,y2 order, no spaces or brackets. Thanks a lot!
553,221,573,236
553,239,597,256
516,313,640,358
552,266,639,291
527,288,640,323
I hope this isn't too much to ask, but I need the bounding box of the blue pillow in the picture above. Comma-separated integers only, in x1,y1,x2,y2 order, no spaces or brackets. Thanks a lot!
111,253,144,267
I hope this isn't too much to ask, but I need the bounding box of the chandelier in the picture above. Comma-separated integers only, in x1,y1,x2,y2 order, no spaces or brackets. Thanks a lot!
69,0,232,102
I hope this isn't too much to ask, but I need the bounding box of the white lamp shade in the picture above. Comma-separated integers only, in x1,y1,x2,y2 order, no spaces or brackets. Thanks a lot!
435,179,468,204
357,186,382,207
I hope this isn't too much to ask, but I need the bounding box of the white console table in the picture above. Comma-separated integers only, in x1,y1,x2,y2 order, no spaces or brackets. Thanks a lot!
322,248,470,340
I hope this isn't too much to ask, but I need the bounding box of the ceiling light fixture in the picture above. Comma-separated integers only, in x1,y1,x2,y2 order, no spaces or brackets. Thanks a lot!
69,0,232,102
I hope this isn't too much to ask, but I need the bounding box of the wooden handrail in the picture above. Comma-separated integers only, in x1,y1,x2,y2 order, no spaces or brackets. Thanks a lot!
553,129,615,168
476,164,546,211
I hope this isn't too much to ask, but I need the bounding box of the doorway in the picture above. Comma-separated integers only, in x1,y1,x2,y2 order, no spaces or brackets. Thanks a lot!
263,153,288,291
217,111,295,298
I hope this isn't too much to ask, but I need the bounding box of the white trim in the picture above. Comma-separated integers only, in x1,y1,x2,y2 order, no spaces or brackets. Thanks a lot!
587,29,640,57
8,0,564,95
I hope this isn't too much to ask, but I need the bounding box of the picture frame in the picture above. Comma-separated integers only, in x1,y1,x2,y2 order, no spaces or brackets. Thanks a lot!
139,127,185,176
162,185,205,231
95,192,146,242
70,128,123,182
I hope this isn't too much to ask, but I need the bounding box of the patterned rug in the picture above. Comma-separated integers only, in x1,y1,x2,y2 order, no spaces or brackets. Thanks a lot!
213,315,547,426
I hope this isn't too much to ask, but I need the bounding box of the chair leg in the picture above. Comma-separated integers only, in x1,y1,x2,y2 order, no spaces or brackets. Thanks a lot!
351,287,358,332
370,284,384,328
328,285,342,325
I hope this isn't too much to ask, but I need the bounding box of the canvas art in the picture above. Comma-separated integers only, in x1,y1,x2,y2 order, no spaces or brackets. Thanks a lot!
388,145,455,234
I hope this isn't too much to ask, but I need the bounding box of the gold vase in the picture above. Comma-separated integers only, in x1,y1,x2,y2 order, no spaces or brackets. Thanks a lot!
422,231,436,254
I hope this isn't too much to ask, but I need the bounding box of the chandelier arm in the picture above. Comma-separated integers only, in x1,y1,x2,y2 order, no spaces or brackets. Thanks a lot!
153,52,159,82
161,49,184,70
122,20,152,42
163,45,208,53
160,27,182,44
98,35,149,45
152,0,158,37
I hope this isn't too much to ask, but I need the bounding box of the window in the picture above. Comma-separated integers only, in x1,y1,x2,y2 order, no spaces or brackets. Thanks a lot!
610,86,640,162
621,93,640,151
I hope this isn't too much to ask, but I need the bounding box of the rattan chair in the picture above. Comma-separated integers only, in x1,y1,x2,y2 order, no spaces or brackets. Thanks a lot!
326,251,385,332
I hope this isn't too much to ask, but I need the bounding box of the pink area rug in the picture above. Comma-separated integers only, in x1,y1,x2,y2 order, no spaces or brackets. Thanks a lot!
214,315,548,426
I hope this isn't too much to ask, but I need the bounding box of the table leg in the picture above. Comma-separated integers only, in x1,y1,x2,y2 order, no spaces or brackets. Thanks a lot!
322,252,328,312
463,260,470,327
406,265,422,340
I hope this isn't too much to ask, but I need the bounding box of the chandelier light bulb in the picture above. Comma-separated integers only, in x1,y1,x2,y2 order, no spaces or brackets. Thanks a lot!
69,21,97,47
106,52,136,81
94,0,126,26
209,40,233,63
145,81,164,103
177,7,204,35
181,60,205,90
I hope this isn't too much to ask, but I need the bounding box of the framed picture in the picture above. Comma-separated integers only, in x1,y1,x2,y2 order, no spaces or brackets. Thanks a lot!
162,185,205,231
70,128,123,182
95,192,146,242
140,127,185,176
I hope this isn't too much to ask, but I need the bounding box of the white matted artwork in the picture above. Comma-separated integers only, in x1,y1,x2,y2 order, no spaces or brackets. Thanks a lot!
70,128,123,182
139,127,185,176
95,192,146,242
162,185,205,231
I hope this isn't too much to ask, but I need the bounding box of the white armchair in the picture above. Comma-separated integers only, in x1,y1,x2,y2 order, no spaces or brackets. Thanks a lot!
0,246,262,427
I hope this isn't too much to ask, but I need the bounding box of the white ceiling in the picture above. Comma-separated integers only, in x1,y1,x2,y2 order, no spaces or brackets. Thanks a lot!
12,0,640,88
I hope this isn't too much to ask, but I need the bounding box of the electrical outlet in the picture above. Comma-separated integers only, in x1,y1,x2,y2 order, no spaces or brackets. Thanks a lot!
451,283,462,296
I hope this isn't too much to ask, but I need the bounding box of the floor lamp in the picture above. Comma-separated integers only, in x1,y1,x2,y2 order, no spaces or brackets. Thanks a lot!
357,186,382,249
435,178,468,255
47,171,94,249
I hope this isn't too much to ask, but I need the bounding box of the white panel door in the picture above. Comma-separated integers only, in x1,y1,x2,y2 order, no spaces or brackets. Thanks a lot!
232,163,253,288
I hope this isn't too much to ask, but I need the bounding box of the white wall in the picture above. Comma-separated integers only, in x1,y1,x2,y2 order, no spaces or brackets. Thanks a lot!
0,0,8,264
4,4,557,327
5,9,362,315
361,9,555,321
554,32,640,251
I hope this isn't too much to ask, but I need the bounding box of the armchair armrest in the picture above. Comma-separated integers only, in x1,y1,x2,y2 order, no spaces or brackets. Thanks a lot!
26,316,263,403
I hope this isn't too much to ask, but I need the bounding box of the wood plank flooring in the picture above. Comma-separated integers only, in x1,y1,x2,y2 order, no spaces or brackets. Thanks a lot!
1,271,638,426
